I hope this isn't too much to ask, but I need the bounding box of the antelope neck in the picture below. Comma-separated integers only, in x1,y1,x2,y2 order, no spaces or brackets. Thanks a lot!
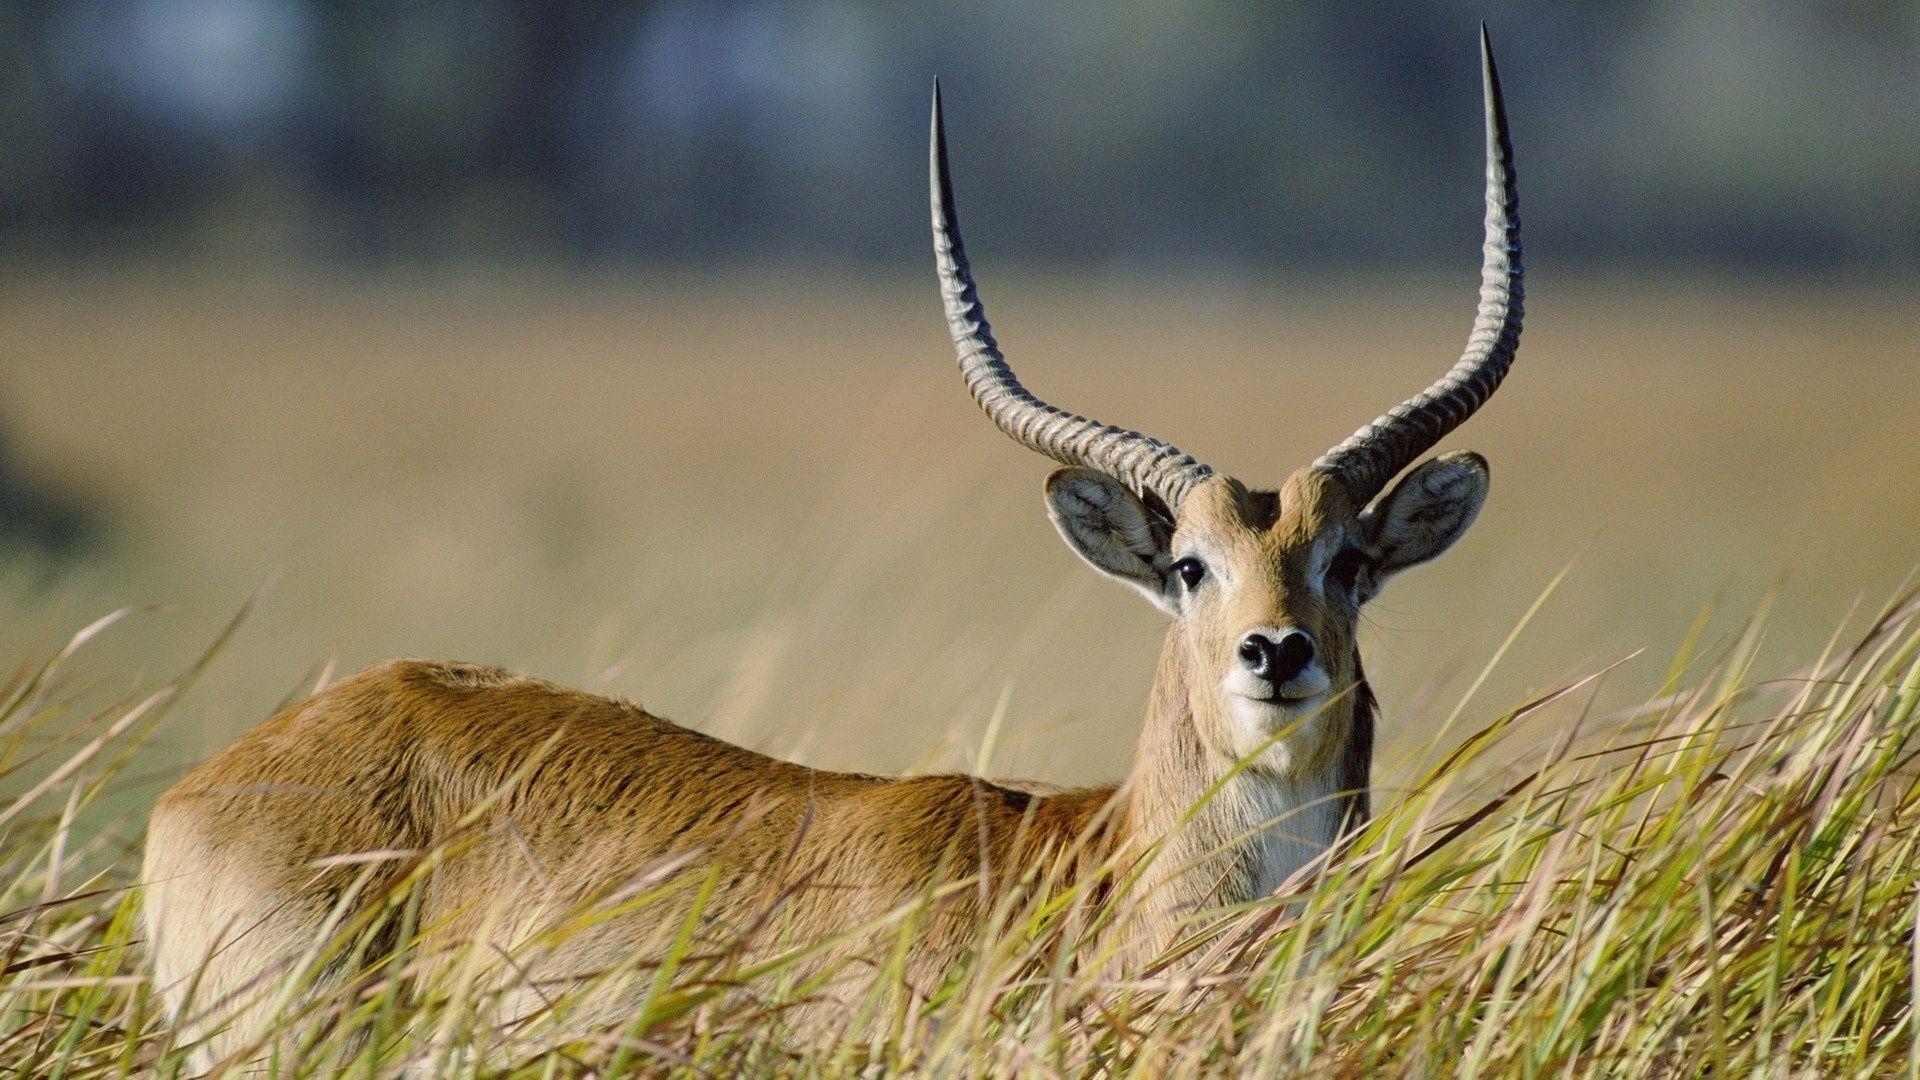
1118,630,1356,914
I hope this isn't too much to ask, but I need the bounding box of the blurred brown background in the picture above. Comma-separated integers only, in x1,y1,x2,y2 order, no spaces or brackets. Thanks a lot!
0,4,1915,818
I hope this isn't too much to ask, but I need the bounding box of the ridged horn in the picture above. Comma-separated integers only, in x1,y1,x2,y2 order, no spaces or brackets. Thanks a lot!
1311,25,1523,504
931,82,1214,513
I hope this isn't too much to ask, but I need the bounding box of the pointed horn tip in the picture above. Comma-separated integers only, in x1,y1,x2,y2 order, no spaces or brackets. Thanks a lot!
929,85,948,198
1479,25,1501,91
1479,26,1507,127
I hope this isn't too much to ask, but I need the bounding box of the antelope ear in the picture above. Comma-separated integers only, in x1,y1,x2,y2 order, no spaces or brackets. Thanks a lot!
1357,451,1489,580
1044,468,1179,614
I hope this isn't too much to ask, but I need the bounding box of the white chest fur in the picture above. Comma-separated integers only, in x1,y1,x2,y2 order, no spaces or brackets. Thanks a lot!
1218,769,1349,898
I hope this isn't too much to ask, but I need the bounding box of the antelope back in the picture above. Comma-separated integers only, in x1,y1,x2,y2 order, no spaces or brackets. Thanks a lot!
143,660,1120,1064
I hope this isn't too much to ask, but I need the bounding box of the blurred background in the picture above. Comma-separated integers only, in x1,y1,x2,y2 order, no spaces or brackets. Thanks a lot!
0,3,1915,820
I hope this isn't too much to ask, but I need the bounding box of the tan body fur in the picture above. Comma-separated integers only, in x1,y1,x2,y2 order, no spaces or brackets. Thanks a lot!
145,660,1116,1052
143,468,1458,1065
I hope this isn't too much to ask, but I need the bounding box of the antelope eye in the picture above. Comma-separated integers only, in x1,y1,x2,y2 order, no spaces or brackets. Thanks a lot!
1173,557,1207,591
1327,548,1369,591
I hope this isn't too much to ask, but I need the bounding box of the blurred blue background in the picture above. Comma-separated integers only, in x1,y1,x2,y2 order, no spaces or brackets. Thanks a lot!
2,1,1914,272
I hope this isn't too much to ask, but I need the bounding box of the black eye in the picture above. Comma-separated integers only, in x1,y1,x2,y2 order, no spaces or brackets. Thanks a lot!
1173,557,1207,591
1327,548,1369,593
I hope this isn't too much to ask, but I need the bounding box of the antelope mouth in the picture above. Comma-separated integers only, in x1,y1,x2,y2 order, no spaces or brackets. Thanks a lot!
1258,690,1327,707
1224,683,1335,750
1266,671,1333,705
1224,688,1334,768
1224,666,1332,713
1238,690,1328,717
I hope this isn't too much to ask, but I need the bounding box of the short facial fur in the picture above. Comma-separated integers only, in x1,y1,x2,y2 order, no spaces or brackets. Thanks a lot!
1047,451,1491,790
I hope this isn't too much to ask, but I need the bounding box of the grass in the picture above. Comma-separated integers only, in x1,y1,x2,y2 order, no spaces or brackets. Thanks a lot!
0,270,1915,1073
4,583,1919,1075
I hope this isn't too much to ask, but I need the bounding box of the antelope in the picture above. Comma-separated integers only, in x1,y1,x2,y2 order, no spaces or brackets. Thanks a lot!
144,31,1522,1065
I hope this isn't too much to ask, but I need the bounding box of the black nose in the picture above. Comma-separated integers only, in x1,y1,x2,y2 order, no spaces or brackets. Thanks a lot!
1237,629,1315,684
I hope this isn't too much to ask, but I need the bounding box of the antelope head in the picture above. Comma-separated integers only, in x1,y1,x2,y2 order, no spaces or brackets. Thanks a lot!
932,30,1521,866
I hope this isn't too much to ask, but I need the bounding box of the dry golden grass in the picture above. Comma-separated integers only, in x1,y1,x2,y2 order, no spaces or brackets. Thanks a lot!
1,269,1915,803
2,268,1919,1075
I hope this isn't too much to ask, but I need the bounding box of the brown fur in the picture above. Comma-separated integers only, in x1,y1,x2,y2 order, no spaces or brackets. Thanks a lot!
144,464,1481,1064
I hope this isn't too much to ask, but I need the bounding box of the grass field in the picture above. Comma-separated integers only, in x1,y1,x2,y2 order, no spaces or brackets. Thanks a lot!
1,270,1917,1073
